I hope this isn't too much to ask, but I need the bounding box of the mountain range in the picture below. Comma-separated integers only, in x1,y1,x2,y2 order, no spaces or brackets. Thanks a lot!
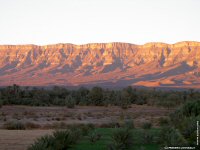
0,41,200,88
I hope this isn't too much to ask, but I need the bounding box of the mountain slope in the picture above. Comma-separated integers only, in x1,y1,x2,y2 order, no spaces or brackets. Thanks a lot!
0,41,200,88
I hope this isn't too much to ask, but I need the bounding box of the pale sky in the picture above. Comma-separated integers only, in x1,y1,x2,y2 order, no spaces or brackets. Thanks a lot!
0,0,199,45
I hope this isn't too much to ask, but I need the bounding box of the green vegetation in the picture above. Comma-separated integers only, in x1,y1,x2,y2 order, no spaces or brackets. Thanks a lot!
142,122,152,129
0,99,3,108
123,119,135,129
26,99,200,150
1,84,200,108
65,95,76,108
158,117,170,126
28,128,161,150
1,84,200,149
170,100,200,148
159,126,187,147
28,129,81,150
108,128,133,150
88,130,101,144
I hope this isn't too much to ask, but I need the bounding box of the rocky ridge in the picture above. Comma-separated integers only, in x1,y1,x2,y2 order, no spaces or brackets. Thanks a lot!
0,41,200,88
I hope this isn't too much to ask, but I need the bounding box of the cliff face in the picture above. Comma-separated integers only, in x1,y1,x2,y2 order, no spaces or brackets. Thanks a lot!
0,41,200,88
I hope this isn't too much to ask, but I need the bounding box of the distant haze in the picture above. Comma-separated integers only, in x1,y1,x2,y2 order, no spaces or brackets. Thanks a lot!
0,0,200,45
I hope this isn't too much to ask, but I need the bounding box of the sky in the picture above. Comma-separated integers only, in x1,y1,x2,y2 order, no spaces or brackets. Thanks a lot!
0,0,200,45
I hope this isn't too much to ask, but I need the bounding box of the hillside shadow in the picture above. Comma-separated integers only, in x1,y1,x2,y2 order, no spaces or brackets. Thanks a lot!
111,62,196,87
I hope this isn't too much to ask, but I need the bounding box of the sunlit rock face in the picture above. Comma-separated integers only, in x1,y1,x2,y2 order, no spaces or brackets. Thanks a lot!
0,41,200,88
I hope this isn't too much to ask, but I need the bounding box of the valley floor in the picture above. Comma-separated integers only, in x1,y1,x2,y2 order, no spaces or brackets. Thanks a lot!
0,105,173,128
0,105,174,150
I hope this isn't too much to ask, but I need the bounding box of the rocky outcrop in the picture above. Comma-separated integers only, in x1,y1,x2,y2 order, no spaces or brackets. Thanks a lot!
0,41,200,88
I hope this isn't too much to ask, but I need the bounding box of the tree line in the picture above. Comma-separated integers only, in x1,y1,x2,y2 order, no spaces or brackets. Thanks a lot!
0,84,200,108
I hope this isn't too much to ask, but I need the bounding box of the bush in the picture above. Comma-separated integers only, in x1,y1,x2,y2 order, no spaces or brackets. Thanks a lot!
67,123,94,136
142,122,152,129
25,122,41,129
80,124,95,136
100,122,121,128
142,131,154,144
3,121,26,130
28,130,80,150
181,100,200,117
88,87,104,106
120,104,129,109
28,135,54,150
108,128,133,150
3,121,42,130
158,117,170,126
159,126,187,147
170,100,200,124
177,116,199,146
123,119,134,129
88,130,101,144
0,99,3,108
169,100,200,147
66,123,94,136
65,95,76,108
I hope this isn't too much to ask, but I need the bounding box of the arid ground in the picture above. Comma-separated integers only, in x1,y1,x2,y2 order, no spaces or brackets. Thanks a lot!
0,129,52,150
0,105,173,150
0,105,173,128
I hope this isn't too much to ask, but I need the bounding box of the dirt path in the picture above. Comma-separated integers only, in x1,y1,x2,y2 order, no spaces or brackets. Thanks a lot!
0,129,52,150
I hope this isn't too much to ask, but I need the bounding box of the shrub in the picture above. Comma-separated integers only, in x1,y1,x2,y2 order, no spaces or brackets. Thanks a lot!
0,99,3,108
88,87,104,106
159,126,187,147
25,122,41,129
28,135,54,150
99,122,120,128
80,124,95,136
88,130,101,144
28,130,80,150
142,122,152,129
123,119,134,129
169,100,200,147
181,100,200,117
65,95,76,108
108,128,133,150
66,123,93,135
3,121,41,130
142,131,154,144
135,99,146,105
177,116,199,146
3,121,26,130
170,100,200,125
53,130,78,147
158,117,170,126
120,104,128,109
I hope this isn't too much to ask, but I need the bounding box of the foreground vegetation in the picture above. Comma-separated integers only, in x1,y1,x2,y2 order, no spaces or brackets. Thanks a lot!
28,127,160,150
0,85,200,149
26,99,200,150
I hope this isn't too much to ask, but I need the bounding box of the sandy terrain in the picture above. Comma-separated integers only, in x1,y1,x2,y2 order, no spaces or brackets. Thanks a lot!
0,129,52,150
0,105,173,128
